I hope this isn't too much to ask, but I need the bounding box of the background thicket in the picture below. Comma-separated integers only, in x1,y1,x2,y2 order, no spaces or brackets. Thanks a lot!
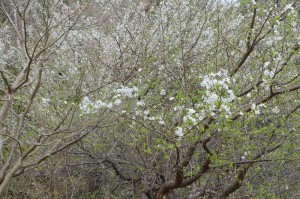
0,0,300,198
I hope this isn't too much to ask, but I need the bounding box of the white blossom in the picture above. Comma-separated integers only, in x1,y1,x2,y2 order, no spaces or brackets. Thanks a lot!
114,99,122,105
196,110,206,121
80,96,92,113
137,101,145,106
94,100,109,109
184,115,197,124
266,40,273,46
115,86,138,98
204,92,219,107
272,106,280,114
227,90,235,102
175,127,184,137
80,97,112,114
187,108,196,115
148,116,156,121
263,62,270,68
159,120,165,125
41,97,50,106
284,4,293,12
259,104,266,108
251,103,256,110
221,104,231,114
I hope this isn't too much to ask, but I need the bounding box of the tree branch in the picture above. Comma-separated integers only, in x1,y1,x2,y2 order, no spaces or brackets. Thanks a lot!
216,144,282,199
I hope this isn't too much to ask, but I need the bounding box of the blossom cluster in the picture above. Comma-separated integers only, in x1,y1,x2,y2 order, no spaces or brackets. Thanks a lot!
79,96,113,114
200,70,235,115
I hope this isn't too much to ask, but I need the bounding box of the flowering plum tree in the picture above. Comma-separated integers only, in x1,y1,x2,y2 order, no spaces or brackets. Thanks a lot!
73,0,300,198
